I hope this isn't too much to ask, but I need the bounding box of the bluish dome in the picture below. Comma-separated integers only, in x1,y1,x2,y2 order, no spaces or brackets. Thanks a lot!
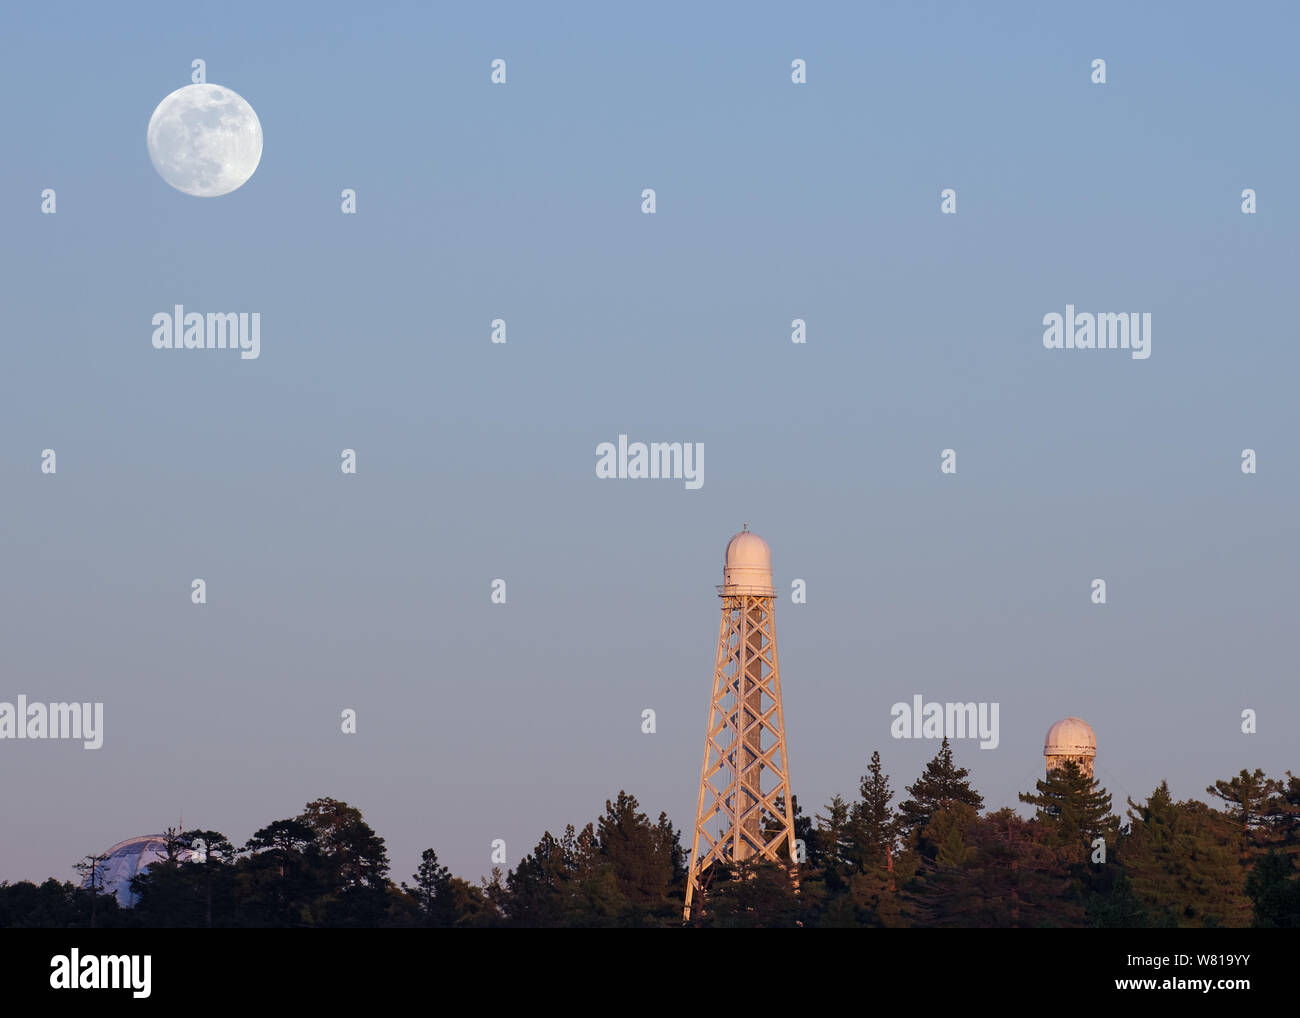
81,835,195,907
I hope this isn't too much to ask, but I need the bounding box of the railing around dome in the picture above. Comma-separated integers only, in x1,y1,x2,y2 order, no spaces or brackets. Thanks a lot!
716,583,777,597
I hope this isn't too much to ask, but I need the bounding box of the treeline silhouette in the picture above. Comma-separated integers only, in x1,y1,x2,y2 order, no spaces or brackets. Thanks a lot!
3,745,1298,927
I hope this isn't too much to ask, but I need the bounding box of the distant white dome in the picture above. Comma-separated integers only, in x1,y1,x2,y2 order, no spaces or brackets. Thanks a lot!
1044,717,1096,758
722,526,774,594
81,835,196,907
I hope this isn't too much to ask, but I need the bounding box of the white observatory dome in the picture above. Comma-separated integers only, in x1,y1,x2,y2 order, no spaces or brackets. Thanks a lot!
1044,716,1096,758
81,834,197,907
722,526,774,594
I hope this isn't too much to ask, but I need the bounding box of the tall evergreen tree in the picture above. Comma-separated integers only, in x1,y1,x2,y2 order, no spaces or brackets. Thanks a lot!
693,859,802,928
478,866,509,926
1244,849,1300,928
296,798,390,889
503,791,685,927
1122,782,1248,928
181,829,234,928
291,798,391,925
897,738,984,841
407,848,455,927
813,794,852,891
240,818,321,926
849,750,898,870
905,809,1082,928
1206,768,1283,863
72,854,108,929
656,810,689,890
1085,868,1152,928
506,829,575,926
1019,759,1120,866
1265,771,1300,855
594,791,681,923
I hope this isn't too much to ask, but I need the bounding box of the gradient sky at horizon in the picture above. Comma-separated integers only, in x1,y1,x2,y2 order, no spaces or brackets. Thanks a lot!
1,0,1297,889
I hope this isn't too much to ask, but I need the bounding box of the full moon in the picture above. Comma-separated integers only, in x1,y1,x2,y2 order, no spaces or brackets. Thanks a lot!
146,83,263,197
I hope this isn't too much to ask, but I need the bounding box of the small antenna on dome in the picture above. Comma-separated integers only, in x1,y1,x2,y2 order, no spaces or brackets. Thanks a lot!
743,522,748,531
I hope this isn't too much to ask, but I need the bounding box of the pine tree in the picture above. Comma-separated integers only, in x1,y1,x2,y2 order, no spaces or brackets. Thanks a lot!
594,791,678,923
1206,768,1283,863
294,798,391,926
935,820,973,869
1244,849,1300,928
506,830,575,926
180,829,234,929
1265,771,1300,856
695,858,802,928
848,750,898,870
655,811,688,890
407,848,455,927
897,738,984,841
904,809,1082,928
240,818,321,926
478,866,509,926
1086,869,1152,928
505,791,683,927
848,865,905,927
1122,782,1249,927
813,794,852,890
72,855,108,929
1018,759,1120,866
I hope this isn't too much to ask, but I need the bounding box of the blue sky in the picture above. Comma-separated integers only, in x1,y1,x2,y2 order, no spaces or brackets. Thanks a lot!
1,0,1296,888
